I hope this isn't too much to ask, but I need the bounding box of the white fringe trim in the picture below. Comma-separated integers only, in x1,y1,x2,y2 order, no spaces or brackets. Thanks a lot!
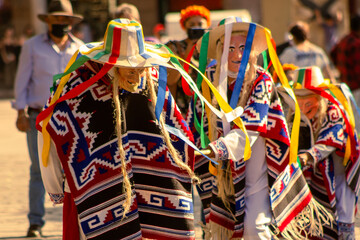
203,221,234,240
278,198,334,240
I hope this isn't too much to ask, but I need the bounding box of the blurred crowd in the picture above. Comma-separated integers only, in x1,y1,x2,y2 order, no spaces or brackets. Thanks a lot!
0,24,34,89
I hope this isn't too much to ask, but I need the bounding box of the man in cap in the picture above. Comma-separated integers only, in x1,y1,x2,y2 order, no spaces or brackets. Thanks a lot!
12,0,83,237
36,18,198,239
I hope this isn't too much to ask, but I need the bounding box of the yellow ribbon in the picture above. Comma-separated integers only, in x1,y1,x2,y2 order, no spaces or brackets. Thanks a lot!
167,53,252,160
321,82,355,165
265,29,300,164
41,50,79,166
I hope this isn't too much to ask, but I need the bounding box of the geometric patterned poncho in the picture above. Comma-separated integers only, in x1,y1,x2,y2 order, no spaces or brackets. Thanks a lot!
40,64,196,239
186,66,290,238
299,101,360,240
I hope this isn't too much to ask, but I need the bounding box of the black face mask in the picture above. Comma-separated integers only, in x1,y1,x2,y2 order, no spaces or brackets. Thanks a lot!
51,24,70,38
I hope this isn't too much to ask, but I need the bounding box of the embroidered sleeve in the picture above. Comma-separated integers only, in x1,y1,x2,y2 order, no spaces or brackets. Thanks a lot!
208,129,260,161
209,138,229,161
307,144,336,164
48,193,64,204
38,133,65,202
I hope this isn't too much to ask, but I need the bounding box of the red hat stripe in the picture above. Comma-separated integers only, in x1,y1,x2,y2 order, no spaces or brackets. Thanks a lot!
304,68,312,89
109,26,121,64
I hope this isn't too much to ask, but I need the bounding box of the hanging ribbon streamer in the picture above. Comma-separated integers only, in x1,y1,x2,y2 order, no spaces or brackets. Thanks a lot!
165,125,218,165
148,42,252,160
308,84,357,165
261,51,268,71
218,22,233,135
340,83,360,120
40,37,253,168
155,66,167,121
38,62,114,166
229,23,256,108
181,44,196,96
265,29,300,164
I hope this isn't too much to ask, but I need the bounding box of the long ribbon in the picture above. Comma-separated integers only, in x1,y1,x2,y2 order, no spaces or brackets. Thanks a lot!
181,44,196,96
340,83,360,119
165,125,218,165
218,22,233,135
265,29,300,164
309,83,357,165
229,23,256,108
38,63,114,166
154,66,167,121
148,43,252,160
37,23,124,166
194,32,212,147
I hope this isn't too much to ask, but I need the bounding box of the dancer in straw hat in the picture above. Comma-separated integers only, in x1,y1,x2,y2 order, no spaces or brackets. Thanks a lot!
186,16,291,239
278,66,360,240
36,18,199,239
188,16,335,239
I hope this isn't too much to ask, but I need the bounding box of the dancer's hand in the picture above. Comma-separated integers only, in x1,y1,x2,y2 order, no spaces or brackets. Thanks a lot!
298,153,313,166
195,147,215,158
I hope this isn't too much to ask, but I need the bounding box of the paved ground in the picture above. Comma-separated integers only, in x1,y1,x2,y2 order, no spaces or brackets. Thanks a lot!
0,95,359,240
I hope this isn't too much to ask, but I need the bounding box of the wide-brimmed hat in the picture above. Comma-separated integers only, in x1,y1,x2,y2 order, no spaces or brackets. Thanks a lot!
292,66,328,96
197,16,269,59
38,0,83,25
78,19,174,68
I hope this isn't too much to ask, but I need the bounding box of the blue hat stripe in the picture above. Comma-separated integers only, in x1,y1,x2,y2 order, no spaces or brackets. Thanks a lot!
141,53,152,59
136,27,145,54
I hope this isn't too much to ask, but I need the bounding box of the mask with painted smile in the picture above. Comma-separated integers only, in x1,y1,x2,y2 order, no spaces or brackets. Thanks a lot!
115,67,146,92
228,34,246,73
297,95,320,120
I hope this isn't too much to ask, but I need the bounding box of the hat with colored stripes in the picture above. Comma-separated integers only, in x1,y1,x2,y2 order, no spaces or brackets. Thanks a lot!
292,66,327,96
79,18,174,68
196,16,269,59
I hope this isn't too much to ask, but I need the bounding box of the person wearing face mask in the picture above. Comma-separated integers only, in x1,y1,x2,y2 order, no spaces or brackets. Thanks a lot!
186,17,293,239
278,66,360,240
166,5,211,115
12,0,83,237
36,19,199,239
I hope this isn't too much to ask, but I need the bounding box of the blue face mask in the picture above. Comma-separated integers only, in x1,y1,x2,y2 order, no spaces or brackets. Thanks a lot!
51,24,70,38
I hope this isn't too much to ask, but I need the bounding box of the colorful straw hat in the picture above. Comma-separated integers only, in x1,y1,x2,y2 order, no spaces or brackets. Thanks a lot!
292,66,327,96
38,0,83,25
196,16,269,59
78,18,174,68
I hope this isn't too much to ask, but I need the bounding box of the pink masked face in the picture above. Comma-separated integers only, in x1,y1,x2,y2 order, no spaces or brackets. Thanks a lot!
297,95,320,120
228,34,247,73
116,67,146,92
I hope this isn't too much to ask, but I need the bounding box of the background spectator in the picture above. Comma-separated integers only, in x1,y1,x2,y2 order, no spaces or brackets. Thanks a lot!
12,0,83,237
113,3,140,22
165,5,211,114
0,24,20,89
279,21,335,81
